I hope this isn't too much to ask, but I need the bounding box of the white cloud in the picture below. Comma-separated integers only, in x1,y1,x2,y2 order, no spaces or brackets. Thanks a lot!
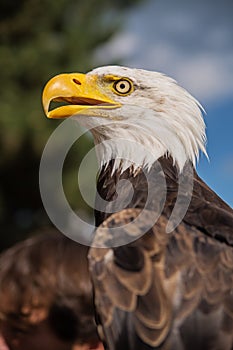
95,33,139,64
95,0,233,103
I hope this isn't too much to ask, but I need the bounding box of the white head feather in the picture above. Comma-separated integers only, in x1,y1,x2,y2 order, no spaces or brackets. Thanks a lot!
77,66,207,173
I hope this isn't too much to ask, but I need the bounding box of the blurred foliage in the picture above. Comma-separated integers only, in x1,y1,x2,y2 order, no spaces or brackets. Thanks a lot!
0,0,143,249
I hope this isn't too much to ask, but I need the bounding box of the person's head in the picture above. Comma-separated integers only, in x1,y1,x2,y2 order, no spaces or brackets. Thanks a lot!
0,231,104,350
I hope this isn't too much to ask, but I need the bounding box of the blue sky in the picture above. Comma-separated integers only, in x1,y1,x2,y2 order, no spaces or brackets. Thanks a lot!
96,0,233,206
198,99,233,205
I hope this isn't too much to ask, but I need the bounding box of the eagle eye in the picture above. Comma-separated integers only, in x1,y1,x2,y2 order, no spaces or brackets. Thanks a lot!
113,79,133,95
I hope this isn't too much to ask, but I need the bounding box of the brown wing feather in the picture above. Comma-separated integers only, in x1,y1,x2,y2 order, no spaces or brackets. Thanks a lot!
96,157,233,245
89,208,233,350
92,157,233,349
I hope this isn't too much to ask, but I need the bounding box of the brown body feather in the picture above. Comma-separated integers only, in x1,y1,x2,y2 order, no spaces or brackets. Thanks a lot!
89,157,233,350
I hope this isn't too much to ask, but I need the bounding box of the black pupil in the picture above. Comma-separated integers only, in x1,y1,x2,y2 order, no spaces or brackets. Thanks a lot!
120,83,126,89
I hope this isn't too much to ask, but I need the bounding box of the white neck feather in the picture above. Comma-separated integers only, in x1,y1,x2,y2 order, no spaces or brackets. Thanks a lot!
90,102,207,174
79,67,208,174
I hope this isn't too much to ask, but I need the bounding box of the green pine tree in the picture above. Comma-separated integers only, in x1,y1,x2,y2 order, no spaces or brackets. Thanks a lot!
0,0,144,249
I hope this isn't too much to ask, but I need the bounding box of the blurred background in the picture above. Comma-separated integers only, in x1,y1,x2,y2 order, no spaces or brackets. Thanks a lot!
0,0,232,250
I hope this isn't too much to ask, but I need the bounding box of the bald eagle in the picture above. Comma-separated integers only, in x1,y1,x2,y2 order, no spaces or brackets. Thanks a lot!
42,66,233,350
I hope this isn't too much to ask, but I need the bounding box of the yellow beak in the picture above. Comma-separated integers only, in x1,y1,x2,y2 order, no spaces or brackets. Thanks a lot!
42,73,120,119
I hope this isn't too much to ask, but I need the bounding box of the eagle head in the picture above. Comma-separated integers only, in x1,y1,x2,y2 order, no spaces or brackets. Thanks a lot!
42,66,207,172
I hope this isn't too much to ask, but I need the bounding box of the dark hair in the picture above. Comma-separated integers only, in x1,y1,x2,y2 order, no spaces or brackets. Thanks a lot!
0,231,98,344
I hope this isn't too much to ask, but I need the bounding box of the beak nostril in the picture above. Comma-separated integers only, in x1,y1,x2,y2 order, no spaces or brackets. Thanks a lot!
73,78,81,85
